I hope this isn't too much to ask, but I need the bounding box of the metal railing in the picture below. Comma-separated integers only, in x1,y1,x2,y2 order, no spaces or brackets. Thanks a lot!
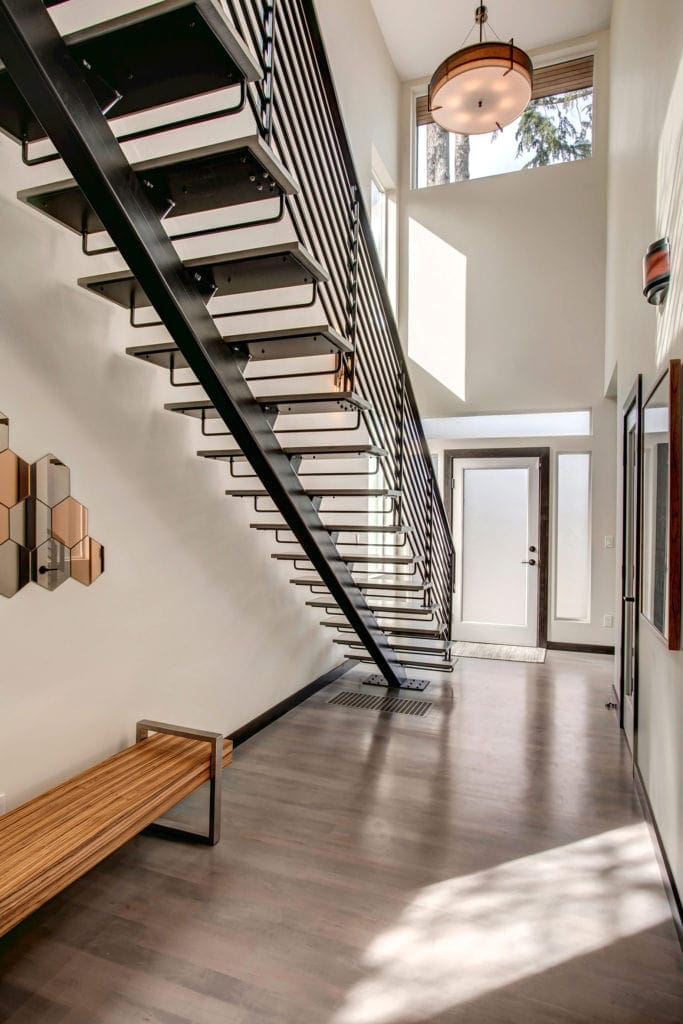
227,0,455,636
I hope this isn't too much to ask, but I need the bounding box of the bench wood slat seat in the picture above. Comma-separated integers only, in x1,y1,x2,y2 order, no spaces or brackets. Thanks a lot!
0,728,232,939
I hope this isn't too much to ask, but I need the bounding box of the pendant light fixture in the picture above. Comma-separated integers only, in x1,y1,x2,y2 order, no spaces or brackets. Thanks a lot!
428,4,533,135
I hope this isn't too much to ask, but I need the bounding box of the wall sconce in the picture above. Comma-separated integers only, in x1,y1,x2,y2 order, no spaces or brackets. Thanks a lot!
643,237,670,305
0,413,105,598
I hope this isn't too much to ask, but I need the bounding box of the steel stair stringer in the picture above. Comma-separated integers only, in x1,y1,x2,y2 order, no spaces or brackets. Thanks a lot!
0,0,408,688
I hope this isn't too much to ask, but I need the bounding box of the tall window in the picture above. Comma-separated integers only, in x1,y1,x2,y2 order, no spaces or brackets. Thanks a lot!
555,453,592,621
415,55,594,189
370,173,388,276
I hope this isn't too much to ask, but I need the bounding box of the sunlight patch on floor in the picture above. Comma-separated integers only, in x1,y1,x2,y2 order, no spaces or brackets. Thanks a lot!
333,823,668,1024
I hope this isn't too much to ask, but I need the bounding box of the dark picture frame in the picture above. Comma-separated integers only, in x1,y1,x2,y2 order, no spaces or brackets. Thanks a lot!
641,359,682,651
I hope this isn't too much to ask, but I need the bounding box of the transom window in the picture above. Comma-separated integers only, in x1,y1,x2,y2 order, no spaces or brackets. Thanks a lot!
370,173,388,276
415,55,594,189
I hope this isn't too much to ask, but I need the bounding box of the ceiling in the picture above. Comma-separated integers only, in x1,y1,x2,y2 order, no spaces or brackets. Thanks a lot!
369,0,613,81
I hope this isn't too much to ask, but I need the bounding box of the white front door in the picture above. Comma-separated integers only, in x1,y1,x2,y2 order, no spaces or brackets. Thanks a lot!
452,457,540,646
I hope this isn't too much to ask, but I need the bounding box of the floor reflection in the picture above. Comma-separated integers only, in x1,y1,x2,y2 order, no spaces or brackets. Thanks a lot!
333,823,670,1024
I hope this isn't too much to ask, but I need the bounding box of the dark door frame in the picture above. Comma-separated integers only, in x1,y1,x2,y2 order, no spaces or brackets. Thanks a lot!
620,375,643,748
444,447,551,648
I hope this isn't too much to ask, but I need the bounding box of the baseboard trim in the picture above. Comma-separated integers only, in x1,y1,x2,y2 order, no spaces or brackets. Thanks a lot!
634,764,683,952
546,642,615,656
228,659,357,748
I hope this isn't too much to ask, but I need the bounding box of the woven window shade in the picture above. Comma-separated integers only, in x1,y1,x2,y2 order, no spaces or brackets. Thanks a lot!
416,55,593,125
532,56,594,100
415,94,433,128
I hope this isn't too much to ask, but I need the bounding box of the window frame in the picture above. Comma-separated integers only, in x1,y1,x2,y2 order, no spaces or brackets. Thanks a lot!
370,171,389,277
412,50,596,190
554,450,593,624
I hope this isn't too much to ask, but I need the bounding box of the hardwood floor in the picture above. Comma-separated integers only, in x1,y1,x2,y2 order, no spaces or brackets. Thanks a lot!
1,652,682,1023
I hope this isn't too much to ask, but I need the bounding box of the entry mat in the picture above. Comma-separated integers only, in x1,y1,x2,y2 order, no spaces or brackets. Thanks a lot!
451,642,547,664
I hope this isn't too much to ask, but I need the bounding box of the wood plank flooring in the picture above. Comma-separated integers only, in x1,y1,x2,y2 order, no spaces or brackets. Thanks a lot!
1,652,682,1023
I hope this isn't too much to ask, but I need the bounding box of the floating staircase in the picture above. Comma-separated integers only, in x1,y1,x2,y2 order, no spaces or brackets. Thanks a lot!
0,0,455,688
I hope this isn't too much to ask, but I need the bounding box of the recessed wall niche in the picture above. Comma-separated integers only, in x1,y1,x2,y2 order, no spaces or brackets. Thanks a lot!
0,414,104,599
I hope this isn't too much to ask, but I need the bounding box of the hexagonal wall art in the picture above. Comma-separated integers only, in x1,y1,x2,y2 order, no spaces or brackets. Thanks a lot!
35,538,71,592
0,541,30,598
0,414,105,598
0,449,30,508
32,454,70,508
71,537,104,587
52,497,88,549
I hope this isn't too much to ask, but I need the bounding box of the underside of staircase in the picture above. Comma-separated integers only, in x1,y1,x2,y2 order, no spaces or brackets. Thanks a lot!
0,0,455,689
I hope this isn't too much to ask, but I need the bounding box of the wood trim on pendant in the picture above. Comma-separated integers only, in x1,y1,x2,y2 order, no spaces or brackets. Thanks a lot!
416,55,594,126
444,447,550,648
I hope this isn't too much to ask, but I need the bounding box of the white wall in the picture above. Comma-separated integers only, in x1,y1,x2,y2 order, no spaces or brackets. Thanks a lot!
314,0,402,205
390,32,616,649
399,32,610,418
0,122,341,807
427,398,617,647
605,0,683,897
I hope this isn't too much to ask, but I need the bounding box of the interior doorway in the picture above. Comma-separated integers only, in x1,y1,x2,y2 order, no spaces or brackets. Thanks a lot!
620,377,642,756
446,449,550,647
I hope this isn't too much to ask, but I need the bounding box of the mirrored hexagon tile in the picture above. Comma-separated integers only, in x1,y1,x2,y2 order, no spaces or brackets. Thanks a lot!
0,505,9,545
31,454,70,508
71,537,104,586
0,450,30,508
34,538,71,591
0,413,8,453
51,497,88,549
9,498,50,550
0,541,31,598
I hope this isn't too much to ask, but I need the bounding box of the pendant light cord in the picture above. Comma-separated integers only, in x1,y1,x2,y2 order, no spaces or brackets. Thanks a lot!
456,19,477,51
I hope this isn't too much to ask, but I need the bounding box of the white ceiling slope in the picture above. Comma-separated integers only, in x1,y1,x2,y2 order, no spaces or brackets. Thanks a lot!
370,0,613,81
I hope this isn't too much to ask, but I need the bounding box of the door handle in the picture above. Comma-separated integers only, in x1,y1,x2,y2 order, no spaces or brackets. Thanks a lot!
522,559,537,566
623,596,636,603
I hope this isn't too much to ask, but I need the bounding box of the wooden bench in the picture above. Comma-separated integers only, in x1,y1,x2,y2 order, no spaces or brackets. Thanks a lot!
0,720,232,939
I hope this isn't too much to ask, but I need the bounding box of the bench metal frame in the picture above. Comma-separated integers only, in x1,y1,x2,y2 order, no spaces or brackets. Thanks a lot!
136,719,223,846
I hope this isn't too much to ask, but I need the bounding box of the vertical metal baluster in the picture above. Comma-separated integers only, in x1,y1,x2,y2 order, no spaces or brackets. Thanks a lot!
394,370,405,520
344,185,360,390
425,476,434,608
262,0,277,144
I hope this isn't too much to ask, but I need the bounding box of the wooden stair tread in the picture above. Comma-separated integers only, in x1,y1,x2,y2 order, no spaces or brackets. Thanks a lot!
166,391,371,419
128,325,352,370
272,552,421,565
226,487,399,497
20,136,298,236
0,0,260,145
321,621,444,637
199,442,385,461
293,576,429,592
251,522,410,533
79,242,328,309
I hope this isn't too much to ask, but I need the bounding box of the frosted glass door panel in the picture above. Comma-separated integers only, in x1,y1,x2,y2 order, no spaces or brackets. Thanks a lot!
462,468,529,626
452,457,540,646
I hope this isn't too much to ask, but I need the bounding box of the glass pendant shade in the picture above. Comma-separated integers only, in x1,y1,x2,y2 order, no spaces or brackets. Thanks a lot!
429,41,533,135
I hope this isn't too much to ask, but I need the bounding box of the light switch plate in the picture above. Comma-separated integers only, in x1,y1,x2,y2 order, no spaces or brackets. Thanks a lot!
604,614,614,628
605,535,615,549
